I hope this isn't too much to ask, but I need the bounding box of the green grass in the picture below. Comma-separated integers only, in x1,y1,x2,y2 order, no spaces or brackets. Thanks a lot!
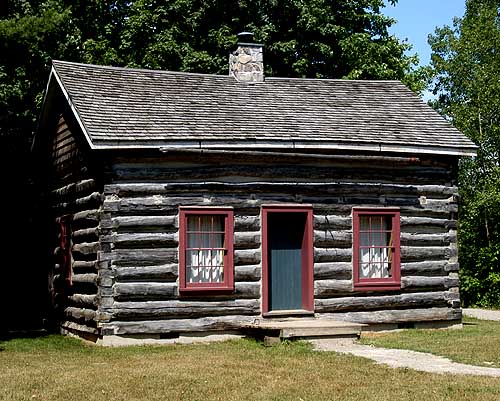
1,333,500,401
361,317,500,368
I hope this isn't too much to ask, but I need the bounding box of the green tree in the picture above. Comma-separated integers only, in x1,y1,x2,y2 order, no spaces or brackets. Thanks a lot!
429,0,500,307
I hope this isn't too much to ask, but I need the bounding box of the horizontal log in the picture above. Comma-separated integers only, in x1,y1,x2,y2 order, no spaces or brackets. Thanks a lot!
72,273,98,285
64,307,96,322
103,215,177,231
315,291,458,313
73,242,100,256
400,246,449,262
234,231,261,249
400,216,456,229
234,265,261,281
314,262,352,280
61,320,99,335
112,299,260,319
400,233,452,247
53,192,103,210
104,233,177,248
234,282,260,299
72,260,97,273
72,227,99,242
67,294,97,308
72,209,100,226
314,279,353,297
234,215,260,231
104,182,457,198
314,230,351,248
401,276,459,290
314,248,351,263
111,248,178,267
51,178,96,198
318,307,462,325
113,264,178,281
114,282,177,300
314,215,351,230
105,315,256,335
234,249,261,265
401,261,447,276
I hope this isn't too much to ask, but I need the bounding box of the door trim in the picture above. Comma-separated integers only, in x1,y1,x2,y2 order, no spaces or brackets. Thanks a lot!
261,205,314,315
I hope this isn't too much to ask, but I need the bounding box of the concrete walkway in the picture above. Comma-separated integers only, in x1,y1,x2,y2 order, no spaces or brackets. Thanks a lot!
462,308,500,321
311,310,500,377
311,338,500,377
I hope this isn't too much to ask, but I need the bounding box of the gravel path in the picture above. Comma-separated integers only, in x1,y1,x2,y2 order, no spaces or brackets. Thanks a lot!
311,338,500,377
462,308,500,321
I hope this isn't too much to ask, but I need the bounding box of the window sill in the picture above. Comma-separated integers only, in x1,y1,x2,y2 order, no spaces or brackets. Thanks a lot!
179,285,234,295
353,282,401,292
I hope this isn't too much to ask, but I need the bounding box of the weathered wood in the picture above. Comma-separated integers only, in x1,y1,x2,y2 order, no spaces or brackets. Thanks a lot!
234,249,261,265
314,262,352,280
72,273,98,285
401,276,459,290
400,246,449,262
314,279,353,297
234,282,260,299
51,178,96,198
72,209,100,227
234,215,260,231
105,232,177,248
64,307,97,322
314,230,351,247
72,241,100,256
67,294,97,308
61,320,99,335
111,248,178,266
314,248,351,263
113,282,177,300
105,215,177,231
318,307,462,324
401,261,447,276
314,215,351,230
106,315,256,335
315,291,458,312
104,182,457,198
112,299,260,319
400,233,452,247
72,260,97,273
73,227,99,241
234,231,261,249
113,264,178,281
234,264,261,281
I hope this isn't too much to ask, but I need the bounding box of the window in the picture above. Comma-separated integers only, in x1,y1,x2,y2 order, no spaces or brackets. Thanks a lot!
179,208,234,292
352,208,400,290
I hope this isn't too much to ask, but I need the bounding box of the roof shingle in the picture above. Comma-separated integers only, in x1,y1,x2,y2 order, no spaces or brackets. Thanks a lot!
50,60,476,156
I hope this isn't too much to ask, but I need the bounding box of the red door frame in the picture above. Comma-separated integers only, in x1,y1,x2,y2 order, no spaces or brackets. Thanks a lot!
261,205,314,314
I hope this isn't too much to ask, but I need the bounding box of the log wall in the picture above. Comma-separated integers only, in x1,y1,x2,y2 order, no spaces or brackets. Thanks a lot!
98,151,461,336
47,113,104,339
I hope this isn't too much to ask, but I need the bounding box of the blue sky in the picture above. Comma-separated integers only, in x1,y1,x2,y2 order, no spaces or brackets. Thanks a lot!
383,0,466,67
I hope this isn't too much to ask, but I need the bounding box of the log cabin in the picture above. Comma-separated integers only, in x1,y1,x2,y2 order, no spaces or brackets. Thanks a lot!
34,35,477,344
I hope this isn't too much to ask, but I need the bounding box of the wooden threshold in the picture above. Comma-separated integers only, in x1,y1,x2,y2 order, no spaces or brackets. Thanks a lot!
263,309,314,318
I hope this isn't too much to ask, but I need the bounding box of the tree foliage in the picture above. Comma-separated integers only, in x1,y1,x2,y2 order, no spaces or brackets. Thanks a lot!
429,0,500,307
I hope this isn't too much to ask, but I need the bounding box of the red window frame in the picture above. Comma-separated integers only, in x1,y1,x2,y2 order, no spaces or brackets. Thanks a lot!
179,207,234,293
56,215,73,287
352,208,401,291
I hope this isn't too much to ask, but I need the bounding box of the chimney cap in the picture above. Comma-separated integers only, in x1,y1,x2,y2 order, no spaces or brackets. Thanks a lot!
237,31,255,43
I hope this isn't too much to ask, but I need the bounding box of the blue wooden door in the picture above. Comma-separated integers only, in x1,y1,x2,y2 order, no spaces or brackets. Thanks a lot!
267,213,306,311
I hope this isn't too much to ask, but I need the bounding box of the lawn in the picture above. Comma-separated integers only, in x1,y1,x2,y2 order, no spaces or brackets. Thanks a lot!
361,317,500,368
1,332,500,401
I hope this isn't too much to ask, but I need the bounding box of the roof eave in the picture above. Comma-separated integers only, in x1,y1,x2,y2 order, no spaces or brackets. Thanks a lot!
88,139,477,157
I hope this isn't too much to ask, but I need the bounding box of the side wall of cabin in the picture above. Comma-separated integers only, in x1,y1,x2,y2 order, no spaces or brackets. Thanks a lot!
43,102,104,340
98,151,460,337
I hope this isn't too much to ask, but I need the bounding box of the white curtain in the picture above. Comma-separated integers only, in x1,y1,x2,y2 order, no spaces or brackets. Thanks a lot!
359,216,392,279
186,216,224,283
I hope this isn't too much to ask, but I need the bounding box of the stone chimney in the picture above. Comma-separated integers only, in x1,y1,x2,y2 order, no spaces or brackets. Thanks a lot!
229,32,264,82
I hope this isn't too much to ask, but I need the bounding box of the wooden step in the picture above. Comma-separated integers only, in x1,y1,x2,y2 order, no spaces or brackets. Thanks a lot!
241,317,365,340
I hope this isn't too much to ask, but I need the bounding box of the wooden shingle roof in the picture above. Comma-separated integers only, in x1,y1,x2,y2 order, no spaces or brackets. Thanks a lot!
49,60,476,156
